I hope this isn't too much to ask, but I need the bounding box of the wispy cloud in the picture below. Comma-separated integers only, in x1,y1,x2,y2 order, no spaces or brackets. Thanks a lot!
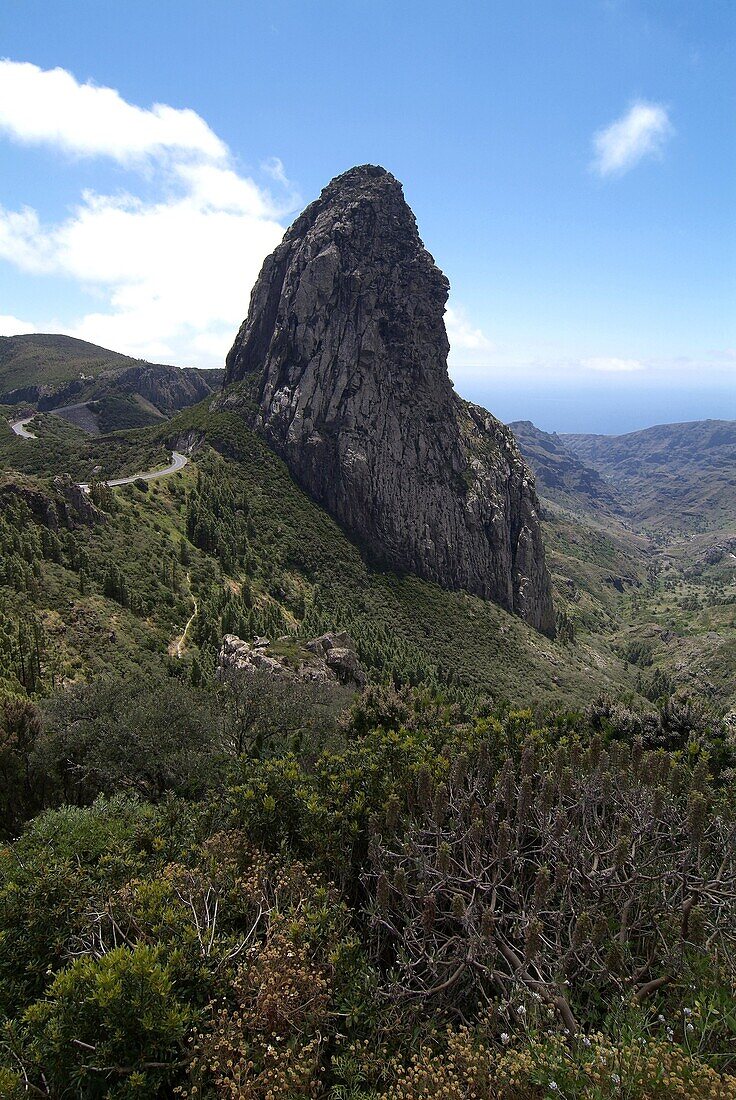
581,356,643,373
261,156,290,187
0,60,298,366
591,101,674,177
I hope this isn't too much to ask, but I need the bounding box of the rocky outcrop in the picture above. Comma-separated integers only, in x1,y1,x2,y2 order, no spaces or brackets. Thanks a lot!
0,474,105,531
305,632,367,685
91,363,220,416
52,475,107,526
225,164,554,635
219,632,366,687
0,478,62,530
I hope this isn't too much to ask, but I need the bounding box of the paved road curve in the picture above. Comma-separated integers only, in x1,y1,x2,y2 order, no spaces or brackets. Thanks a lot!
8,412,188,488
79,450,188,492
9,416,37,439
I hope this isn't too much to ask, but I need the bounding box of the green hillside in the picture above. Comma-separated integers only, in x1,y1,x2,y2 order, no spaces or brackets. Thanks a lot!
0,333,137,392
0,408,169,481
2,402,736,1098
0,397,641,710
4,397,736,714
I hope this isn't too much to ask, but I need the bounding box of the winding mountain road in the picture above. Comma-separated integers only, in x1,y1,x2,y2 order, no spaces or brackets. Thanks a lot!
79,451,188,492
7,413,188,488
9,416,37,439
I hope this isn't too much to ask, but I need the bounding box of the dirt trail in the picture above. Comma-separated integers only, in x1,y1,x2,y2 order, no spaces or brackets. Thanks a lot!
170,574,198,659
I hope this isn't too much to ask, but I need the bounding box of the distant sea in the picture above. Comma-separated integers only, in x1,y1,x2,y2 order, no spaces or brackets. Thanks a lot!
457,377,736,436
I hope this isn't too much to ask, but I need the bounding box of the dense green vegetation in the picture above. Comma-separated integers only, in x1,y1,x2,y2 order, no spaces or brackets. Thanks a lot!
92,394,164,433
1,386,736,1096
1,674,735,1098
0,413,169,482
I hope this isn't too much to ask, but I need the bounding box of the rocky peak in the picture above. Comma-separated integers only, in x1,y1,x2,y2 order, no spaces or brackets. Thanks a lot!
225,165,554,636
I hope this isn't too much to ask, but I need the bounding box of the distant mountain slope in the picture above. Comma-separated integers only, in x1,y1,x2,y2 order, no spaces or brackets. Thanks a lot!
0,333,134,392
563,420,736,533
0,334,225,425
509,420,623,518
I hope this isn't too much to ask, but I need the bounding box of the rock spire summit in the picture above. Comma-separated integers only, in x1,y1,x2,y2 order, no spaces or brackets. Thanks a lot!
225,165,555,635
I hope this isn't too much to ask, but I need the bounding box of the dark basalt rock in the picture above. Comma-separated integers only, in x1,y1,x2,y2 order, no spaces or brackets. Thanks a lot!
226,165,554,635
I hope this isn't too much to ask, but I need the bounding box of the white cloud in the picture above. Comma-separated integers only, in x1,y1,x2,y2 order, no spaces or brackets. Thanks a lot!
0,313,37,336
446,305,494,368
0,62,295,366
591,101,674,177
174,163,278,216
0,187,285,364
581,356,643,372
0,60,226,163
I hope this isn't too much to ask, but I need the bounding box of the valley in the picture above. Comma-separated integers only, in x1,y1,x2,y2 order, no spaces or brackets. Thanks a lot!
3,336,735,713
510,417,736,711
1,162,735,1100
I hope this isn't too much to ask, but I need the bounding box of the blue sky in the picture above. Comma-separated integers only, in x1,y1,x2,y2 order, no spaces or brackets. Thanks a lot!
0,0,733,433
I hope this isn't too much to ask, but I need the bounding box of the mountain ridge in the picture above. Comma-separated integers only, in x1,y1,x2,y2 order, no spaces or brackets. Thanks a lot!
562,418,736,533
0,333,224,427
509,419,624,518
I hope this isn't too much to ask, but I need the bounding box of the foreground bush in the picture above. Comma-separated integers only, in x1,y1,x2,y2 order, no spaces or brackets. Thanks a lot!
365,737,736,1031
382,1024,736,1099
1,706,735,1097
19,945,191,1099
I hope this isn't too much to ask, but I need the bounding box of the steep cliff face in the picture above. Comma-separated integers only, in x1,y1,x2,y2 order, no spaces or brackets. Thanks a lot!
226,165,554,635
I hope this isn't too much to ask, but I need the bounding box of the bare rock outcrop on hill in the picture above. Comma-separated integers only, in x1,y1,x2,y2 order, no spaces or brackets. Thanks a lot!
219,631,366,687
226,165,554,635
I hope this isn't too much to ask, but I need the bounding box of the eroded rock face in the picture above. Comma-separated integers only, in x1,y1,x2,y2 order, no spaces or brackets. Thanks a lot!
0,475,105,531
52,475,107,527
226,165,554,635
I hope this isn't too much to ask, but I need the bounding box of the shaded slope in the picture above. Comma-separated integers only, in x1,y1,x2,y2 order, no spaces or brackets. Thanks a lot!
510,420,623,518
